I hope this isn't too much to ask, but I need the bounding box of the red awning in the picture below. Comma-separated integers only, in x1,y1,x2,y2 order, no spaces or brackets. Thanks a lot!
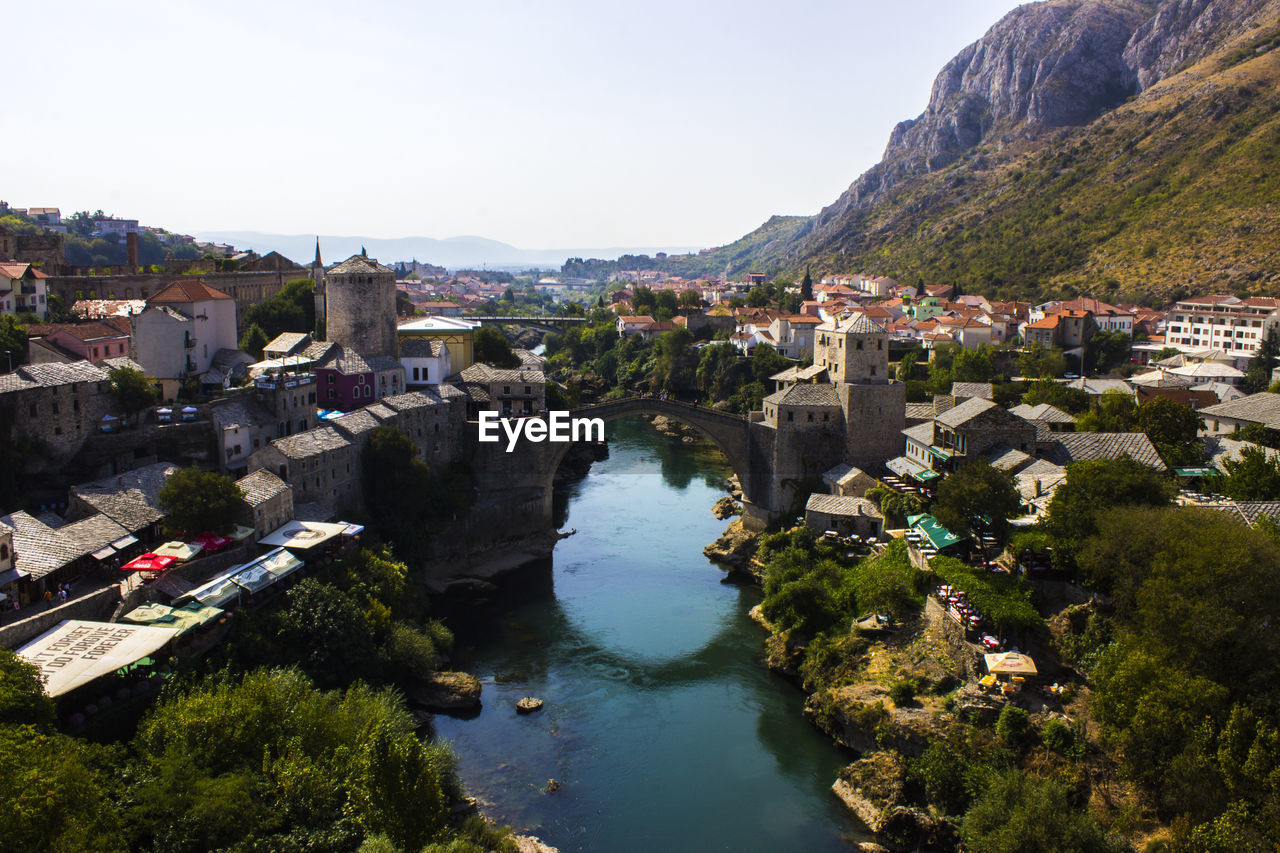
120,554,179,573
192,532,233,551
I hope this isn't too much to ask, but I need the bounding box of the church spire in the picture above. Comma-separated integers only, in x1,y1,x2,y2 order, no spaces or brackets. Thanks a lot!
313,237,322,267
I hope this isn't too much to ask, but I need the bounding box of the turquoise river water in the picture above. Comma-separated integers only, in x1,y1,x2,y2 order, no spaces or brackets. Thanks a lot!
434,417,869,852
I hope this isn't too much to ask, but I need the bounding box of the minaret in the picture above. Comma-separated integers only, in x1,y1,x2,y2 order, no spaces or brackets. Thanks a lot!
311,238,326,332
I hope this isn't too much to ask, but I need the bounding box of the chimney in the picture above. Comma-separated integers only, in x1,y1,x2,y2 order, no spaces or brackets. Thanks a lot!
126,232,139,269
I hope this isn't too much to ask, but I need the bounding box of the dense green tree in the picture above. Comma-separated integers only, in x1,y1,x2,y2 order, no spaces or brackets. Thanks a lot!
1242,328,1280,394
238,322,270,359
1020,378,1092,414
0,725,127,851
156,466,244,536
240,278,316,341
1136,396,1203,466
1075,390,1137,432
961,770,1123,853
473,326,520,368
932,459,1020,555
1017,343,1068,379
275,580,379,686
800,266,813,302
127,669,463,851
0,315,27,373
1044,457,1173,574
650,327,696,394
108,365,160,419
745,284,773,308
0,650,55,728
895,349,920,382
1217,445,1280,500
1087,330,1132,374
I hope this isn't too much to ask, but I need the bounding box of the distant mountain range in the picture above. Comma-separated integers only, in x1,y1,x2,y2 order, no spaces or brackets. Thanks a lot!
193,231,704,271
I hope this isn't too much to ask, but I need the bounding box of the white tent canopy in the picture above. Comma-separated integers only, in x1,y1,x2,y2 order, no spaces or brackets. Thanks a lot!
17,620,179,697
260,520,351,551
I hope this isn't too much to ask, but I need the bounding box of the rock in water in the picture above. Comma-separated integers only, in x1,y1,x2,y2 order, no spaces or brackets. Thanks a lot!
407,671,482,712
544,779,561,793
513,836,561,853
711,496,741,519
516,696,544,714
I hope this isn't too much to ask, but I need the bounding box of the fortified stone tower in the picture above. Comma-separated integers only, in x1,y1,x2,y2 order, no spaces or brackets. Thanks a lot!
324,252,397,358
816,313,906,468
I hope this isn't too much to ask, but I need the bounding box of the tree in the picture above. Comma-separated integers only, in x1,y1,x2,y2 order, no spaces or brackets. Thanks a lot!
1075,389,1137,432
1136,396,1202,466
1044,457,1174,574
240,278,315,341
0,650,55,728
0,315,27,373
1218,445,1280,500
932,459,1020,556
651,327,696,394
275,579,379,686
108,366,160,419
961,770,1123,853
800,265,813,302
1020,378,1092,415
1242,328,1280,394
678,289,702,309
156,467,244,536
238,323,270,359
1087,330,1131,374
1017,343,1067,379
895,349,920,382
473,326,519,368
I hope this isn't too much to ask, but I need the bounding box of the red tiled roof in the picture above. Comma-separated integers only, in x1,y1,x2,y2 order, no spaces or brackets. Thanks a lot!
0,262,48,279
148,280,233,303
1027,315,1062,329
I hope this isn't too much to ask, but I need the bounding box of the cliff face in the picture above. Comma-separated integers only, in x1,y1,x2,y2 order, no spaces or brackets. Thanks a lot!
1124,0,1275,89
819,0,1158,222
680,0,1280,299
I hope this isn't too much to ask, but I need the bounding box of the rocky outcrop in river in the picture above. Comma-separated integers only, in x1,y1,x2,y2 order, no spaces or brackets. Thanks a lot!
407,671,482,712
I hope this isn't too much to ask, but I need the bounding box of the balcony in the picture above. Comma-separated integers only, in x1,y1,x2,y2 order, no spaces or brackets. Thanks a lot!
183,333,196,350
255,372,315,390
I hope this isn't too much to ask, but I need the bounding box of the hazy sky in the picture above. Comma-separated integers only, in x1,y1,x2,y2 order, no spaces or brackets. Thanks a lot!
8,0,1024,250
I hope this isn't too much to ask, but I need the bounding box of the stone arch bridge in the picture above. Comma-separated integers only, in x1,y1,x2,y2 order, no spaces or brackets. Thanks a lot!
463,397,780,548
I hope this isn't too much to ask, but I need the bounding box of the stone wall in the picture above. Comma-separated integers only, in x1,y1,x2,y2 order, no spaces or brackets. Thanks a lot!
45,270,296,331
0,586,119,649
840,382,907,470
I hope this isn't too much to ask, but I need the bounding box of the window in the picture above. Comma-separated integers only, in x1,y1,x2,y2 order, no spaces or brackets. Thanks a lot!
327,374,335,385
787,411,793,422
503,386,511,395
28,404,36,417
856,339,863,350
525,386,531,395
807,412,814,422
328,389,335,400
413,368,419,381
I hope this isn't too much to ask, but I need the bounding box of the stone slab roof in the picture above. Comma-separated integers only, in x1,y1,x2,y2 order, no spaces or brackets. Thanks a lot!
1200,392,1280,429
1204,436,1280,468
1232,501,1280,526
72,462,179,532
934,397,999,428
236,469,289,507
400,338,446,358
455,363,545,385
1010,403,1076,423
100,356,146,373
328,254,395,276
904,402,936,421
332,409,381,437
902,422,935,445
270,425,352,459
264,332,311,355
818,313,885,335
0,360,109,394
822,464,869,487
1042,432,1168,472
950,382,994,400
805,494,883,519
762,382,840,407
985,445,1034,472
381,390,440,411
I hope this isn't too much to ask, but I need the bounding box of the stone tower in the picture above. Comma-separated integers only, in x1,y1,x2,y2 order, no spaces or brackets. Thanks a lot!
325,252,397,358
816,313,906,469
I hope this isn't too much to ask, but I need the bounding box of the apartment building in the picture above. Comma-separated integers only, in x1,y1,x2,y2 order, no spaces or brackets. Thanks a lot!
1165,296,1280,358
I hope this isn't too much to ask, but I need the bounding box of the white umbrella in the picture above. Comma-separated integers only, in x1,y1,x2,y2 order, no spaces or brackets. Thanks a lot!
101,414,119,421
181,406,198,413
156,407,173,414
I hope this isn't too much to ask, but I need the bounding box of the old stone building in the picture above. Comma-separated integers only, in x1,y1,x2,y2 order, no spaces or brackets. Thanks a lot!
236,468,294,539
0,361,116,471
248,425,361,514
323,253,397,359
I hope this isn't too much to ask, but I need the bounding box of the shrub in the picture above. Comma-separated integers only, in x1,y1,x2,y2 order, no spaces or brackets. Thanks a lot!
889,679,917,706
1042,718,1075,755
996,706,1031,747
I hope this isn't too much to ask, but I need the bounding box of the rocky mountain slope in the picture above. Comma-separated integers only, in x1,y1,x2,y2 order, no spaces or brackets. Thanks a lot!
683,0,1280,302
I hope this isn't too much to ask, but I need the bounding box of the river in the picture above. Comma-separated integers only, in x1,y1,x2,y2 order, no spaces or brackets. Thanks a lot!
434,416,868,852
